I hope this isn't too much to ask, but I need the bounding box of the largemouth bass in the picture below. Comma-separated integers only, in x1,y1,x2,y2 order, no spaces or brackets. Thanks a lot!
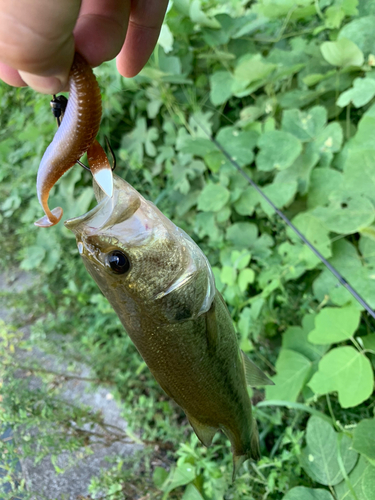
65,173,272,478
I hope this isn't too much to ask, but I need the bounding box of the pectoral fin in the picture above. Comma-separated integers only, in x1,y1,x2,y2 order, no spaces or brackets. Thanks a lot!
241,351,274,387
187,414,218,447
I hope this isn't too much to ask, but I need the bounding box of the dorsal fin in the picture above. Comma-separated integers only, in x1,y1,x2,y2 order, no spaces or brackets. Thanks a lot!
241,351,274,387
187,414,218,447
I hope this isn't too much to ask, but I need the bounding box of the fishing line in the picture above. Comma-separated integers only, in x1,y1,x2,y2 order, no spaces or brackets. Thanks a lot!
193,119,375,321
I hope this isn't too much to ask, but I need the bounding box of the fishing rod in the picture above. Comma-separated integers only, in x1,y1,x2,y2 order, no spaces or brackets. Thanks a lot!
194,120,375,321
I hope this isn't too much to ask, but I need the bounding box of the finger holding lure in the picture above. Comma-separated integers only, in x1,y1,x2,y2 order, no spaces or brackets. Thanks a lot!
35,52,113,228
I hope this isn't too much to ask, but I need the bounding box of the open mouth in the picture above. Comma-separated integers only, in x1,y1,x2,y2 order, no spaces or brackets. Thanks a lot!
64,193,115,235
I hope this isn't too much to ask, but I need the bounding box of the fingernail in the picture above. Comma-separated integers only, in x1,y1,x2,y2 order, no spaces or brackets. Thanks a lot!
19,71,65,94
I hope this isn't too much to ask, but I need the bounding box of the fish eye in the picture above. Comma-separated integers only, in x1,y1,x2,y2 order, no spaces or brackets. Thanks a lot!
107,250,130,275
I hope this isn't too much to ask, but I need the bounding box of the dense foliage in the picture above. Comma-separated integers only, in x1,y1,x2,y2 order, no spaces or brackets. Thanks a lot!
1,0,375,498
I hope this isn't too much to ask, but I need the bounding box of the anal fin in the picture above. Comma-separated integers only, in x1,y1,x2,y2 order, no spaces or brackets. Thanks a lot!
241,351,274,387
187,414,217,447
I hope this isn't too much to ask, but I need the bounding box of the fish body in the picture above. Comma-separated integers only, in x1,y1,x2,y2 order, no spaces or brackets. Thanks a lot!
65,174,269,476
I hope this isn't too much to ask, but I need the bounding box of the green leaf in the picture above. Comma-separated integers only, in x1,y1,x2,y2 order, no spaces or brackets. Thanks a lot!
234,186,259,216
281,106,327,142
195,212,222,242
163,463,196,493
238,268,255,291
359,235,375,265
153,467,169,488
363,466,375,500
314,122,343,155
275,145,320,195
234,54,276,86
307,168,344,209
353,419,375,463
321,38,364,67
265,349,312,402
279,89,322,109
359,1,375,16
216,126,258,167
121,117,159,162
361,334,375,352
286,212,332,269
261,180,298,216
325,5,345,29
283,314,328,362
158,23,174,54
283,486,334,500
339,16,375,57
308,347,374,407
313,239,375,309
257,131,302,171
308,306,361,345
176,131,216,157
226,222,258,248
301,417,358,486
231,250,251,270
189,0,221,28
182,484,204,500
221,266,236,286
158,50,182,76
337,77,375,108
197,183,230,212
335,455,375,500
312,194,375,234
239,178,298,218
343,149,375,207
210,71,234,105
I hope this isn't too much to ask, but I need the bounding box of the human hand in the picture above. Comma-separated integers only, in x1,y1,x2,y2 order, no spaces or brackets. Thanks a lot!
0,0,169,93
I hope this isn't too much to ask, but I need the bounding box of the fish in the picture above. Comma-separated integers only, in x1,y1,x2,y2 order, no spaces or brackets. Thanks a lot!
34,53,112,228
64,171,273,478
34,52,272,477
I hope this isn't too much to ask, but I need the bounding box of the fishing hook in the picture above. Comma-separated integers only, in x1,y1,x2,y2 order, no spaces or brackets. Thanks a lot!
104,135,117,172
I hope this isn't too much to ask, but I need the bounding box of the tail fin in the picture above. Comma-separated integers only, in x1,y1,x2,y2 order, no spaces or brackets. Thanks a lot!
251,418,261,460
232,454,247,481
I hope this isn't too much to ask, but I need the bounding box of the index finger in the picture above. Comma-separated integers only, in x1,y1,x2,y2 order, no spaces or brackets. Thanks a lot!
116,0,169,77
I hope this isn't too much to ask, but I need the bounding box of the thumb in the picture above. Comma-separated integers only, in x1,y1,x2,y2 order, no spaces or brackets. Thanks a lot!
0,0,81,93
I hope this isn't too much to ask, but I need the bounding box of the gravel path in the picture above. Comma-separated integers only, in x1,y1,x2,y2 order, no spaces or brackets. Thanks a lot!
0,269,141,500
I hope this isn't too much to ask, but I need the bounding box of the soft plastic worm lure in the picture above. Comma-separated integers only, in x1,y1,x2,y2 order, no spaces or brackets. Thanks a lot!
35,53,108,227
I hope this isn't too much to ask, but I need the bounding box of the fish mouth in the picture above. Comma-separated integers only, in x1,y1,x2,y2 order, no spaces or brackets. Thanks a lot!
64,194,113,236
64,174,141,236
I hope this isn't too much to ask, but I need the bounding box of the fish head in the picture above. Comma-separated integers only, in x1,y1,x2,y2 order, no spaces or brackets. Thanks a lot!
64,175,215,323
